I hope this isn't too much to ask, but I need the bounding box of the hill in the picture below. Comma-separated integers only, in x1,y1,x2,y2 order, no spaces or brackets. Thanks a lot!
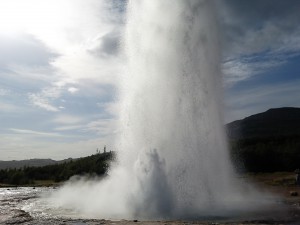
0,158,73,170
226,107,300,172
0,152,115,185
227,107,300,140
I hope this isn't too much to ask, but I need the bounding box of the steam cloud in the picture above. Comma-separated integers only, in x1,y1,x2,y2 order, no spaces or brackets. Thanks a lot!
47,0,279,220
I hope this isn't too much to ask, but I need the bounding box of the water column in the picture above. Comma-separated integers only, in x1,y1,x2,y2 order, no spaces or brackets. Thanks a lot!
49,1,273,220
120,0,238,218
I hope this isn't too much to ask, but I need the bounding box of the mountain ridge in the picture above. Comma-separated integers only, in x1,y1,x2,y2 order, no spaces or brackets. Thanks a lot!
0,158,73,170
1,107,299,172
227,107,300,140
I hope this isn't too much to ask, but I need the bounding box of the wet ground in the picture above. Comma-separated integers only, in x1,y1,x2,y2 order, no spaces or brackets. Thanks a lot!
0,186,300,225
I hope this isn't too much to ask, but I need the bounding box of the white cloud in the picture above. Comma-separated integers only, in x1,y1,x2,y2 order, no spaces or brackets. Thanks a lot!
0,33,56,68
9,0,125,87
68,87,79,94
4,63,57,85
222,56,286,86
217,0,300,85
41,86,62,98
28,92,59,112
0,134,112,160
1,0,125,116
218,0,300,57
2,0,299,160
28,85,67,112
10,128,62,137
54,125,83,131
51,51,123,85
0,89,11,96
53,114,84,125
97,102,120,117
84,118,118,136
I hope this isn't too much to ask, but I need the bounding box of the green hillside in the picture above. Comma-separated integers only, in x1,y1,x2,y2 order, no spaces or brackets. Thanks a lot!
227,107,300,172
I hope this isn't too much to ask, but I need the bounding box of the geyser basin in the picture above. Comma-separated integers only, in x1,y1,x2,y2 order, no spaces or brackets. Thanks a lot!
47,0,281,220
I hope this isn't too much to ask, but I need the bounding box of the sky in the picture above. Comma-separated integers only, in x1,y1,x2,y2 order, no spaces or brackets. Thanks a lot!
0,0,299,160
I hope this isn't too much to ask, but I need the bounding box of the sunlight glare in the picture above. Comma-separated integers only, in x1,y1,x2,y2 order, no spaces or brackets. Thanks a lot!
0,0,70,35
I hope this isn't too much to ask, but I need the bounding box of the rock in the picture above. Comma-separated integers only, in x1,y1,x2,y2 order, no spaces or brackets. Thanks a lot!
290,191,298,196
4,209,32,224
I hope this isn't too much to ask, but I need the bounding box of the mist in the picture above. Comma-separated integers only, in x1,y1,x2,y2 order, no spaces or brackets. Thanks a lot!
47,0,279,220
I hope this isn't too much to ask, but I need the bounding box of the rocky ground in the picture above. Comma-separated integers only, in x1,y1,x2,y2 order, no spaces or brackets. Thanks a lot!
2,215,300,225
1,173,300,225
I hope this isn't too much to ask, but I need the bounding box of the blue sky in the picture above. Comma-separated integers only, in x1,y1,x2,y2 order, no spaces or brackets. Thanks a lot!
219,0,300,121
0,0,299,160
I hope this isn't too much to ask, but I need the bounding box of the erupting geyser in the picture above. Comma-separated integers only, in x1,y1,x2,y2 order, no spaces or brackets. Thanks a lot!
49,0,276,220
121,0,238,217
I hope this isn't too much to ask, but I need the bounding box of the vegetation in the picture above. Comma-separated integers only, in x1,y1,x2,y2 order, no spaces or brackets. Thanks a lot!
227,107,300,173
0,152,115,185
2,107,300,184
230,135,300,172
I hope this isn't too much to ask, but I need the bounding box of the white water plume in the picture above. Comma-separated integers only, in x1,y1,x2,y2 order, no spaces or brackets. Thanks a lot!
47,0,278,220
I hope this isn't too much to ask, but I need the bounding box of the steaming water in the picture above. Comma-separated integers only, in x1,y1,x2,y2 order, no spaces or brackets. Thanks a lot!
120,0,240,217
45,0,279,220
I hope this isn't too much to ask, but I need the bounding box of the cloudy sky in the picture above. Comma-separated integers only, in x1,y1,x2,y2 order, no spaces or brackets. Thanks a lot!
0,0,299,160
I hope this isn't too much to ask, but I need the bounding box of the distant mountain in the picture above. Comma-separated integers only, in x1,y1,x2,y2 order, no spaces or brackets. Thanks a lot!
227,107,300,140
0,158,73,170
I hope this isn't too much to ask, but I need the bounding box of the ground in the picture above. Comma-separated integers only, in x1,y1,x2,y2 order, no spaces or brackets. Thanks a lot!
1,172,300,225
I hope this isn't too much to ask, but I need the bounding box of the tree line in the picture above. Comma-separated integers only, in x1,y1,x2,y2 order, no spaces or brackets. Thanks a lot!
0,152,115,185
1,135,299,185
